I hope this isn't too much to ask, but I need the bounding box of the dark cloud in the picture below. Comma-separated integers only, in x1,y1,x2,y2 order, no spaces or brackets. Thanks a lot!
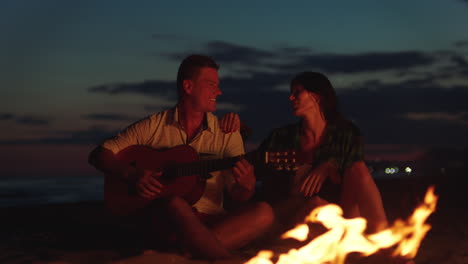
450,54,468,67
270,51,435,74
403,112,468,125
164,41,438,76
143,104,177,113
275,45,312,55
88,80,176,98
86,69,289,98
339,82,468,123
164,41,275,68
0,113,14,120
0,126,116,145
222,71,293,91
203,41,275,65
338,82,468,146
0,113,51,126
16,116,50,126
454,40,468,47
82,113,137,122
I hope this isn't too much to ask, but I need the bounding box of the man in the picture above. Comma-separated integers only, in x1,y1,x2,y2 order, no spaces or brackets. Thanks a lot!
88,54,273,259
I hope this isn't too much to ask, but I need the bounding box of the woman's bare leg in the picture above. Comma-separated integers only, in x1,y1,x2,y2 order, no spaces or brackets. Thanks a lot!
341,161,388,233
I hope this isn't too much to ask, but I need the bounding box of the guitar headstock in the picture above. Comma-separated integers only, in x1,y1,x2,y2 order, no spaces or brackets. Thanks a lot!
265,150,299,172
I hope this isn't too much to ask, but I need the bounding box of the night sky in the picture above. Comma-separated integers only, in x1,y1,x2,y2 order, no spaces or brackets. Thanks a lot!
1,0,468,177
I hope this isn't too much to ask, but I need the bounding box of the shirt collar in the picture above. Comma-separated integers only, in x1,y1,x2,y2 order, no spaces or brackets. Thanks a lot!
168,105,214,133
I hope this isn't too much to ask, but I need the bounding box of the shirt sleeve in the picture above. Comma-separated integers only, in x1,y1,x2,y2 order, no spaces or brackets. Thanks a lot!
102,116,154,154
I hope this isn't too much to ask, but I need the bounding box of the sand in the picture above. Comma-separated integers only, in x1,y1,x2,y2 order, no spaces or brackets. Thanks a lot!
1,173,467,264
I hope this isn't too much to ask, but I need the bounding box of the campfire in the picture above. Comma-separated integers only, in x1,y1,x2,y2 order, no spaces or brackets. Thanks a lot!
245,186,438,264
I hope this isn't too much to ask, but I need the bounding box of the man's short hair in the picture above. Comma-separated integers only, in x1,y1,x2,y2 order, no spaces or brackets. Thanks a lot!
176,54,219,97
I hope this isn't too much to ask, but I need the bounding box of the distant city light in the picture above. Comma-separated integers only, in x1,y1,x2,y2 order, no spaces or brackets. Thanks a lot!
371,162,415,177
384,166,402,175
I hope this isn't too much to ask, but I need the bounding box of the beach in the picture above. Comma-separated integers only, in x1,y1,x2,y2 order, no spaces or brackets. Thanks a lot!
1,172,467,264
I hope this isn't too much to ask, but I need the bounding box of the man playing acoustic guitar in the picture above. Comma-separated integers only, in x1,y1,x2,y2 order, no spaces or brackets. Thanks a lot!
88,54,273,259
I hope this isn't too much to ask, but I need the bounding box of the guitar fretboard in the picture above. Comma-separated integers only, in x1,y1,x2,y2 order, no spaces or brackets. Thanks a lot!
167,151,259,178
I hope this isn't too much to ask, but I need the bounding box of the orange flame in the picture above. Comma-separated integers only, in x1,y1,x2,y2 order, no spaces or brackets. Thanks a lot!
245,186,438,264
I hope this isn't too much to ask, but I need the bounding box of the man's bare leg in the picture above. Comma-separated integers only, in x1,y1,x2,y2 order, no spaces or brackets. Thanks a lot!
164,196,231,259
211,201,274,250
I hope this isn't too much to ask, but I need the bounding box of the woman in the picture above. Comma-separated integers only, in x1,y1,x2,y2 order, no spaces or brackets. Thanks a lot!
258,72,388,235
222,72,388,234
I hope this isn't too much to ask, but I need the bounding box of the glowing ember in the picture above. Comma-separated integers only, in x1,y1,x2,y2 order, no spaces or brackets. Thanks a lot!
245,186,438,264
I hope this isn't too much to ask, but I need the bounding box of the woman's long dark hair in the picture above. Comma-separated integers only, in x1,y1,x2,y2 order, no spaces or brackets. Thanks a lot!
291,72,342,123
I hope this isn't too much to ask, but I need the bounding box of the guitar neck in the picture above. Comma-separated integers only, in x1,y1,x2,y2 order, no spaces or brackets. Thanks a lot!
168,151,262,177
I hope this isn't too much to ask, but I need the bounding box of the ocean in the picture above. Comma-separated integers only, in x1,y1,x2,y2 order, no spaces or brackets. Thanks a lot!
0,167,411,208
0,176,103,207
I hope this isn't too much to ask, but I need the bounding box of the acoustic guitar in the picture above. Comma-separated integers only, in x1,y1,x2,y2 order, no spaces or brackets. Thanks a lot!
104,144,297,215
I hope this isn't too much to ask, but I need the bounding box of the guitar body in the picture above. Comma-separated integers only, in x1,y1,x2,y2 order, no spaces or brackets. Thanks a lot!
104,145,206,215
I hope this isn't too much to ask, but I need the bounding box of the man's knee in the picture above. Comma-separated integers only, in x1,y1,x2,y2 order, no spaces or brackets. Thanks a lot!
164,196,191,214
252,201,274,227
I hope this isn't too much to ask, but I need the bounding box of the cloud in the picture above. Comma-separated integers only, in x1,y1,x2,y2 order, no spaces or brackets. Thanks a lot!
450,54,468,67
165,41,438,75
0,113,50,125
221,71,293,92
0,113,14,120
1,114,51,126
403,111,468,125
338,81,468,146
89,80,176,98
143,100,178,113
203,41,275,65
16,116,50,126
275,45,312,55
164,40,275,68
82,113,138,122
0,126,116,145
214,102,245,112
270,51,436,74
454,40,468,47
